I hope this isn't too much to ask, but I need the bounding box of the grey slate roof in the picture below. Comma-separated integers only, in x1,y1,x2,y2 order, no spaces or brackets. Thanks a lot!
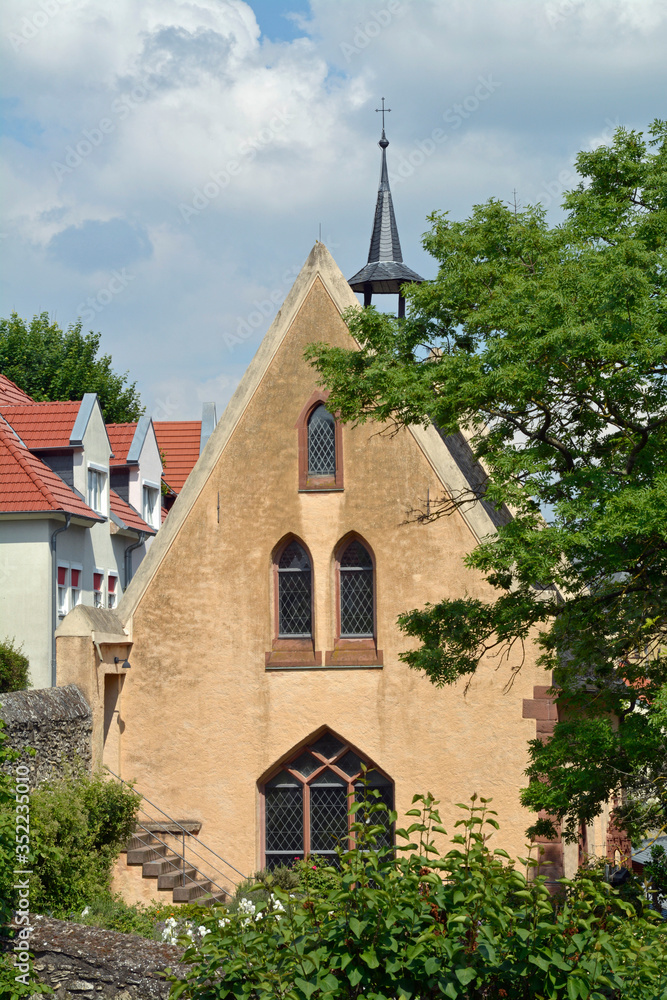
349,132,424,295
632,835,667,866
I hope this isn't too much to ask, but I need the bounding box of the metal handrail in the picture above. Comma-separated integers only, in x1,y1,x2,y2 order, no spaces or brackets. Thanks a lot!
105,766,247,888
132,819,229,896
133,809,239,891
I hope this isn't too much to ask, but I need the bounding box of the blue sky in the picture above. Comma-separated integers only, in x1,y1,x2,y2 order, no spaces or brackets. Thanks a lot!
1,0,665,419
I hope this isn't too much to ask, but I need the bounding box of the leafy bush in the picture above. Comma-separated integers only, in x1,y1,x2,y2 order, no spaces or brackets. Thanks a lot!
73,896,206,939
0,638,29,693
28,771,139,914
167,793,667,1000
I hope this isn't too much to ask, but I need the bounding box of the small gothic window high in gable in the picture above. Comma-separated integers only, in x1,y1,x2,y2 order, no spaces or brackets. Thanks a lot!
295,392,343,491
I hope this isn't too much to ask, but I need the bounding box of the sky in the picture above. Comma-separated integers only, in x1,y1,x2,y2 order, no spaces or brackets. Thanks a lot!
1,0,665,420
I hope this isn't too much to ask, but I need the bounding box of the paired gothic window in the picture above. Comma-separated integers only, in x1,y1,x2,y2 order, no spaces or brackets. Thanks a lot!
339,540,374,637
307,404,336,476
263,732,393,868
278,541,312,637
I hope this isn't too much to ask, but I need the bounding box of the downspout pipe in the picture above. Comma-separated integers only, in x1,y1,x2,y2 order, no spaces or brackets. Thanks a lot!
124,532,146,589
50,513,72,687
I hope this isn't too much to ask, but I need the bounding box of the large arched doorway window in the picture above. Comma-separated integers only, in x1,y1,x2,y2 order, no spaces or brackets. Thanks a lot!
262,732,393,869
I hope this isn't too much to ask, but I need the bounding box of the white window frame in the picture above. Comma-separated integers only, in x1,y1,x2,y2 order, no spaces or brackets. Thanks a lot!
142,480,160,529
93,568,104,609
70,562,83,610
87,463,107,515
57,563,69,618
107,572,119,610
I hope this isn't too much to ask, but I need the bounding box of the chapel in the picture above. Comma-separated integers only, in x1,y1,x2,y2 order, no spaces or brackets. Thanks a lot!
55,122,614,901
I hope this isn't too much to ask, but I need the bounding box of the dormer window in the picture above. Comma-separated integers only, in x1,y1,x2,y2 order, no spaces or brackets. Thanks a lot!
87,466,106,514
142,482,160,528
308,405,336,476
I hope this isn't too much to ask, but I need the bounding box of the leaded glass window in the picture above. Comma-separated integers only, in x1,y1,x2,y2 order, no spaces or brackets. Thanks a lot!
278,541,312,637
263,732,393,869
308,404,336,476
340,540,374,637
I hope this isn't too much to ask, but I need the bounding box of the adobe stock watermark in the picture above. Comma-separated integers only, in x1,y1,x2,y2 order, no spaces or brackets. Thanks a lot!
545,0,583,28
536,117,620,209
8,0,77,53
51,79,156,180
223,264,302,350
387,74,502,186
179,108,295,223
13,764,33,988
340,0,409,63
77,269,135,323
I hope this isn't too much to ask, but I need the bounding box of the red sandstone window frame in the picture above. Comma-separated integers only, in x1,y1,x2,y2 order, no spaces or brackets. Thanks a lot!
266,535,322,669
258,729,394,868
295,391,344,492
325,533,383,667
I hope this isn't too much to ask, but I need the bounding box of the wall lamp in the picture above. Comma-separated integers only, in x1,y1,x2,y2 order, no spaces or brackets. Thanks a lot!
114,657,132,669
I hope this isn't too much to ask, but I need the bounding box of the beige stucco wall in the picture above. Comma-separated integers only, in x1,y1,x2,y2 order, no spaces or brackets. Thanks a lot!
58,271,554,892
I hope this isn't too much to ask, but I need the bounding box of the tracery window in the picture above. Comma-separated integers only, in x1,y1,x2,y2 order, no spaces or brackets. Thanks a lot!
339,540,374,638
307,404,336,476
263,733,393,869
278,541,312,637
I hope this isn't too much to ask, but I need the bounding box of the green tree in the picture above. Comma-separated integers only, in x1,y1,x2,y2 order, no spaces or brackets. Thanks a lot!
0,638,30,693
306,120,667,844
0,312,143,422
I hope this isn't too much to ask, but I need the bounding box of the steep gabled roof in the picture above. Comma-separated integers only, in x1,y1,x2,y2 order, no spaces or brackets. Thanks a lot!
109,489,156,535
153,421,201,493
0,417,102,519
117,243,502,625
0,373,34,407
0,401,83,449
107,423,137,466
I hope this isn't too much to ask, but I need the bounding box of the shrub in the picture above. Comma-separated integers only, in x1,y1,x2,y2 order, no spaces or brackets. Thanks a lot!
0,638,29,693
74,896,206,939
28,771,139,914
167,792,667,1000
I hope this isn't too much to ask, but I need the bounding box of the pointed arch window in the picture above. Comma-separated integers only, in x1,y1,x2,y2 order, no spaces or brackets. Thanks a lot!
262,732,393,868
308,405,336,476
278,541,312,637
340,540,374,638
296,392,344,491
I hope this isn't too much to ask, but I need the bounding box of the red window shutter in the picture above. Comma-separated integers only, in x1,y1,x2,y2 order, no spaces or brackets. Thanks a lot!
71,569,80,588
58,567,67,586
108,576,117,593
93,573,103,591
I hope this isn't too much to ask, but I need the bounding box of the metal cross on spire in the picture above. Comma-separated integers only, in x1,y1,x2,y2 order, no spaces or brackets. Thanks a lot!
375,97,391,133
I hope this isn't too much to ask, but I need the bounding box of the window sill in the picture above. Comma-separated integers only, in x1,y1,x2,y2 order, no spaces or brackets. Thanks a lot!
265,639,322,669
266,663,383,671
325,640,383,668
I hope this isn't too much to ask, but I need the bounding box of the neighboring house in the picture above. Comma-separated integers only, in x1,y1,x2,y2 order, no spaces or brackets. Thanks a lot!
56,242,614,894
0,377,157,689
154,402,217,514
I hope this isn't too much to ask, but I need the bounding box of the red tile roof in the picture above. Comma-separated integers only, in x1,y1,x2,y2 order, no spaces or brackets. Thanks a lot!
0,418,102,519
107,423,137,466
110,489,156,535
0,401,82,449
0,374,34,407
154,421,201,493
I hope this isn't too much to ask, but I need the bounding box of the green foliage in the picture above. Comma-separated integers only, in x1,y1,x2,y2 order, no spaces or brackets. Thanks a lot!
644,843,667,910
0,720,21,925
244,855,343,903
27,771,139,914
0,951,52,999
167,793,667,1000
72,895,205,938
0,639,29,694
306,119,667,842
0,311,143,422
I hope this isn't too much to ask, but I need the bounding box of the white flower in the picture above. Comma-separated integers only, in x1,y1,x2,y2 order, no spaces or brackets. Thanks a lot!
81,907,90,918
218,917,229,928
198,925,210,937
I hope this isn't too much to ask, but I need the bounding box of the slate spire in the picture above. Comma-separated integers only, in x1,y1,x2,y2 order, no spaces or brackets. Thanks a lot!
348,102,424,315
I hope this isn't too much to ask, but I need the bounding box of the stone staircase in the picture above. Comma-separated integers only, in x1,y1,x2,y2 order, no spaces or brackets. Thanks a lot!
121,822,231,905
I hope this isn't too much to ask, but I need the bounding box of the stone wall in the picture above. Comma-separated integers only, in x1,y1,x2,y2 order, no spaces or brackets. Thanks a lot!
0,685,92,784
3,917,186,999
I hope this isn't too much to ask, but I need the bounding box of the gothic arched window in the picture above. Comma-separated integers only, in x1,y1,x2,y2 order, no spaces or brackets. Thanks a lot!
307,404,336,476
339,539,374,638
278,541,312,637
262,732,393,869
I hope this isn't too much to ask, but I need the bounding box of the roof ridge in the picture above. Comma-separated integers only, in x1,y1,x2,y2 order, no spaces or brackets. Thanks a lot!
0,417,60,508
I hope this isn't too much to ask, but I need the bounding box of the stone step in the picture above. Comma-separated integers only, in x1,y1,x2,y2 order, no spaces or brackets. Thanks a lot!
127,843,169,865
124,832,158,852
195,890,229,906
157,866,198,890
142,853,186,878
172,879,213,902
